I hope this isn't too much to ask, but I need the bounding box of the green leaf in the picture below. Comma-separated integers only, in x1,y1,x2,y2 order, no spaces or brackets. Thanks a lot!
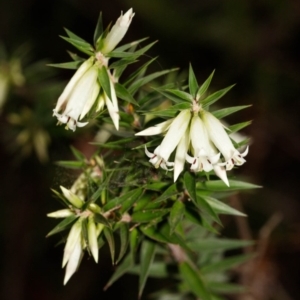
188,238,254,252
197,70,215,100
197,180,261,191
202,84,235,109
113,37,149,53
108,41,157,59
179,262,212,300
139,240,156,298
128,68,178,95
70,146,85,160
144,182,169,191
93,12,103,46
140,225,171,244
64,28,89,43
115,82,139,106
60,36,94,56
165,89,193,103
207,282,245,294
131,209,170,223
104,227,115,264
228,121,252,133
116,222,129,264
212,105,251,119
98,66,111,100
189,64,199,98
202,195,246,217
108,58,137,70
91,137,135,149
46,215,78,237
93,212,111,227
169,201,185,234
47,61,82,69
104,254,132,290
184,172,220,225
152,184,178,203
55,161,84,169
130,228,141,262
201,253,254,274
103,188,143,212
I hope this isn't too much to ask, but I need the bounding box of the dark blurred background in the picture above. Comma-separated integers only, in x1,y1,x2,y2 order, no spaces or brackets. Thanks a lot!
0,0,299,299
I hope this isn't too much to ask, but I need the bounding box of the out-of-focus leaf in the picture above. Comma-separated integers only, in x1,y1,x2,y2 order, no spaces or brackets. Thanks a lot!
202,195,246,217
104,227,115,264
116,222,129,264
153,184,178,203
169,201,185,234
131,209,170,223
70,146,85,160
103,188,143,212
46,215,78,237
188,238,254,252
130,228,141,262
139,240,156,298
55,161,84,169
104,254,132,290
179,262,212,300
93,212,111,227
47,61,81,69
207,282,246,294
201,253,254,274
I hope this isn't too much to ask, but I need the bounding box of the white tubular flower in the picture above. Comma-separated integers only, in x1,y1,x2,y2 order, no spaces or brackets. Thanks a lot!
87,216,99,263
103,76,120,130
186,115,221,173
101,8,135,54
47,209,73,218
60,186,84,208
53,58,100,131
201,110,248,171
137,110,191,180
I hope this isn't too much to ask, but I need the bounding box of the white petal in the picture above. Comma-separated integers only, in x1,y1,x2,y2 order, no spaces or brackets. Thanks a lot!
159,110,191,161
174,128,189,182
202,110,235,160
101,8,135,53
88,217,98,263
64,236,82,285
135,119,173,136
104,93,119,130
213,165,229,187
62,220,82,268
54,58,94,113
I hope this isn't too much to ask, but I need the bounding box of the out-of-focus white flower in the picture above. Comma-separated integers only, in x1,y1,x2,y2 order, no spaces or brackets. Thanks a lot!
201,110,248,171
53,58,100,131
101,8,135,54
136,109,191,181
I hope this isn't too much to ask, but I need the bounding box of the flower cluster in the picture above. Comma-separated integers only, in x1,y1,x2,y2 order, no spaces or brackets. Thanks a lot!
53,9,135,131
136,103,248,186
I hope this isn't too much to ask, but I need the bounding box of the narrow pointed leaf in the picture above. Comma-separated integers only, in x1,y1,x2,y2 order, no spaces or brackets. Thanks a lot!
116,223,130,264
64,28,89,43
153,184,178,203
93,12,103,45
131,209,170,223
104,254,132,290
47,61,81,69
113,37,149,53
201,253,255,274
189,64,199,98
179,262,212,300
207,282,246,294
165,89,193,103
104,227,115,264
228,121,252,133
60,36,94,56
130,228,141,262
169,201,185,234
197,180,261,191
115,82,139,106
98,66,111,100
139,240,156,298
197,70,215,99
93,212,111,227
70,146,85,160
212,105,251,119
202,84,235,108
55,161,84,169
46,215,78,237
